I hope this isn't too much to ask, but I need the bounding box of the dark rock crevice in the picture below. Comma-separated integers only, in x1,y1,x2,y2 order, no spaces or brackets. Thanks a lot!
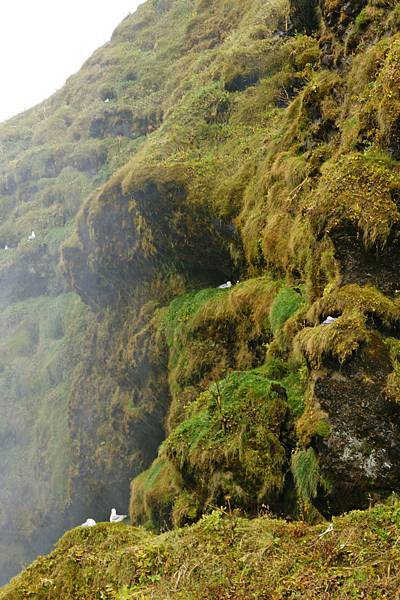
332,226,400,296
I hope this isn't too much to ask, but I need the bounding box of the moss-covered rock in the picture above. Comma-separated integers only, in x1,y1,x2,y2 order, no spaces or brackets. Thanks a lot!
3,0,400,587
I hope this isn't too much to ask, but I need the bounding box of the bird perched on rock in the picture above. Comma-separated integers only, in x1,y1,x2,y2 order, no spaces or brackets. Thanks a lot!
81,518,96,527
110,508,127,523
322,315,337,325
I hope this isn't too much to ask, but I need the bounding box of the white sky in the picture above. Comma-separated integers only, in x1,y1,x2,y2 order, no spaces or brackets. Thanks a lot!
0,0,145,123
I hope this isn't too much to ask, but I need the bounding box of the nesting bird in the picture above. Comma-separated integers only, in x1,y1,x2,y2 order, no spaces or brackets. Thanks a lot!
28,231,36,241
110,508,127,523
81,518,96,527
218,281,232,289
322,316,337,325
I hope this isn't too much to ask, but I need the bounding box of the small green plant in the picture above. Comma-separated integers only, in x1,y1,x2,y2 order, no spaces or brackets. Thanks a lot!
291,447,330,518
291,447,320,503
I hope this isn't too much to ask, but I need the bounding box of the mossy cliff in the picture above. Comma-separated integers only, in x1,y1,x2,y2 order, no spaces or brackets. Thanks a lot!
2,0,400,593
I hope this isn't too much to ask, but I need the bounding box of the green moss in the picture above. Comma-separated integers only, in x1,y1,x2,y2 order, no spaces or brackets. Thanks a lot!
354,6,382,34
130,348,306,528
295,310,369,367
4,501,400,598
309,283,400,327
307,153,400,248
160,279,280,429
130,276,307,528
163,368,293,512
130,458,180,531
162,288,224,349
269,285,305,337
295,283,400,367
384,337,400,403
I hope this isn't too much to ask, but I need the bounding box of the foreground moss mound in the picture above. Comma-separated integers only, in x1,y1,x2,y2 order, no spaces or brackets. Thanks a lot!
3,500,400,599
164,369,291,508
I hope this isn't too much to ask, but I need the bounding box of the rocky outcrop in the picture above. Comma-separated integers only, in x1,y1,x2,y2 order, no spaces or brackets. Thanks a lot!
314,336,400,514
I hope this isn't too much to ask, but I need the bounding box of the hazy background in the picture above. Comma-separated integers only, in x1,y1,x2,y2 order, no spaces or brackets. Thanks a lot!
0,0,144,123
0,0,145,584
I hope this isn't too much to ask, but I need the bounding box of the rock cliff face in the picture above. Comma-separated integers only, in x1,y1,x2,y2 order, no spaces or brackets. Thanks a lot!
2,0,400,588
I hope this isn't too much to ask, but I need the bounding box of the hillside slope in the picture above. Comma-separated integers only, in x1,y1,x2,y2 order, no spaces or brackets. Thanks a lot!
2,0,400,591
2,500,400,598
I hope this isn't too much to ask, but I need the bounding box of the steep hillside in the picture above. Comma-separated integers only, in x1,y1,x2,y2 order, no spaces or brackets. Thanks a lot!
2,0,400,592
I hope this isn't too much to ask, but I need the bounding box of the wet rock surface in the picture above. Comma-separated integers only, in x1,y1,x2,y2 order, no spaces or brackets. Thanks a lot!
315,337,400,513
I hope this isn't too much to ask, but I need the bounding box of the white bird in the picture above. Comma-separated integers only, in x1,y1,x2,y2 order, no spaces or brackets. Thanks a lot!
218,281,232,289
322,316,337,325
104,98,110,103
110,508,127,523
4,245,8,250
81,518,96,527
28,231,36,240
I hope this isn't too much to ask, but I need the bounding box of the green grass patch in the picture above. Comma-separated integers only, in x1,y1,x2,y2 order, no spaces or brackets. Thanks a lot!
270,285,305,337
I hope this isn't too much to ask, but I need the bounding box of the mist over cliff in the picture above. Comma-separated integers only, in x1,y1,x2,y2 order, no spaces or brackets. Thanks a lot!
2,0,400,594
